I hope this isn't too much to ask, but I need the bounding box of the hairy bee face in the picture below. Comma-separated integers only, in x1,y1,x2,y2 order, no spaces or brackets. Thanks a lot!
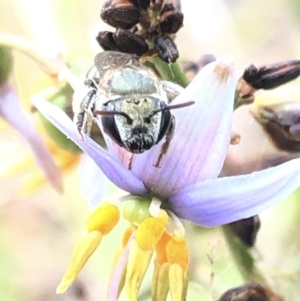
101,96,172,153
73,51,191,166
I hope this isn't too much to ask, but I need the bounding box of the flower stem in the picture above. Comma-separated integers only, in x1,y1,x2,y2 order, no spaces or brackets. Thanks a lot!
0,34,63,76
222,225,268,285
146,57,189,87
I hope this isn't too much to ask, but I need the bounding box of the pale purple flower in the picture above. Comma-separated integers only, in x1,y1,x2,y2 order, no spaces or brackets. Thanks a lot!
33,58,300,227
0,83,63,193
79,154,110,207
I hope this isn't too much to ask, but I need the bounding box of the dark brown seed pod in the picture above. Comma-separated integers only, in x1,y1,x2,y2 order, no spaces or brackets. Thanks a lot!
160,3,175,15
235,78,257,105
129,0,151,9
101,0,141,29
160,0,181,13
139,8,151,29
243,60,300,90
154,36,179,63
251,88,300,153
218,283,284,301
229,216,260,247
96,31,121,51
159,9,183,34
113,29,149,56
254,113,300,152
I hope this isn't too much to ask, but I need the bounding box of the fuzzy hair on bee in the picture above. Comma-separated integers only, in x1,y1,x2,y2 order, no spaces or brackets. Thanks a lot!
73,51,193,167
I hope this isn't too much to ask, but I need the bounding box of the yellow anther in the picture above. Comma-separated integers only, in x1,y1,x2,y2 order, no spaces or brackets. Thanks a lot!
56,231,102,294
155,232,171,265
122,226,135,247
86,202,120,234
109,226,135,299
152,261,170,301
166,238,189,271
156,209,169,226
125,239,153,301
136,217,165,251
169,264,188,301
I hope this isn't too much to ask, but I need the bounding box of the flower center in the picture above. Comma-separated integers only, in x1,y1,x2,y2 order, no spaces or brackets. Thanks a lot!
56,196,190,301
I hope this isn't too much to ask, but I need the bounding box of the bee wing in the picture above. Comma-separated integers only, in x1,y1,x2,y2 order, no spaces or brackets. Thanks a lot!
94,51,141,75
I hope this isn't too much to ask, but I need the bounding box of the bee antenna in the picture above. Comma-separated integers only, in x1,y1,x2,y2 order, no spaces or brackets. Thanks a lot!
151,100,195,116
94,110,133,124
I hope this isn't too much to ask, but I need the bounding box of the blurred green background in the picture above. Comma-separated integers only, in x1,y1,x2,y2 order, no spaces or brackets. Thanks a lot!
1,0,300,300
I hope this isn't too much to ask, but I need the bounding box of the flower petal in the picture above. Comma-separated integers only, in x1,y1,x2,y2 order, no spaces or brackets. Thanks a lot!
32,97,147,195
0,85,63,192
130,58,236,197
108,234,133,301
170,158,300,227
79,154,111,207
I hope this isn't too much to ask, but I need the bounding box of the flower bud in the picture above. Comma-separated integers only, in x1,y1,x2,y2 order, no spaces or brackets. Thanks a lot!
229,215,260,247
251,85,300,152
243,60,300,90
101,0,141,29
154,36,179,63
113,29,149,56
218,283,284,301
96,31,120,51
129,0,150,10
236,60,300,108
159,9,183,34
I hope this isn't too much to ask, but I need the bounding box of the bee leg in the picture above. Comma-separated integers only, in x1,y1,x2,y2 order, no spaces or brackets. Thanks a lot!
154,115,175,168
162,81,184,103
73,89,97,140
75,110,94,141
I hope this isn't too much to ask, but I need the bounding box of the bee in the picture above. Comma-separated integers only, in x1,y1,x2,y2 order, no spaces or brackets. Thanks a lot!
73,51,193,167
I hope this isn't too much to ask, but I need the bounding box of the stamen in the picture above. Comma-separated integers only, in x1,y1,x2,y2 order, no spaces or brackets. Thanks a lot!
167,210,185,239
86,202,120,234
154,232,171,265
152,261,170,301
56,231,102,294
125,240,153,301
136,217,165,250
166,238,189,271
149,197,162,218
168,264,188,301
109,230,134,301
122,226,135,247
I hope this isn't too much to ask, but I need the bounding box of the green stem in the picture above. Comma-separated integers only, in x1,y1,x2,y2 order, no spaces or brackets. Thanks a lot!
147,57,189,87
222,225,268,285
234,95,242,110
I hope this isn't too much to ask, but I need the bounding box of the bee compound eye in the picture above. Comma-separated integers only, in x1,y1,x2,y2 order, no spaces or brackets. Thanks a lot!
157,110,172,143
101,115,124,147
